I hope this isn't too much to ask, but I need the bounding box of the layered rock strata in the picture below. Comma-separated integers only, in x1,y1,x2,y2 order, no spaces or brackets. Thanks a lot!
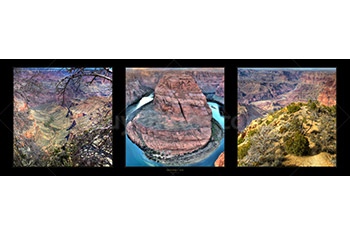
127,75,213,156
237,69,336,131
125,68,224,107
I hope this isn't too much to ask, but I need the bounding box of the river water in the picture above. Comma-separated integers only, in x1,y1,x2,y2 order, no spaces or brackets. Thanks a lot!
126,94,225,167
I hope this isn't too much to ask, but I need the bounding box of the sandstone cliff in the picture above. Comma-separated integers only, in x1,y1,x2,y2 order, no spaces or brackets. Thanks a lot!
126,68,224,107
237,103,266,132
237,69,336,131
127,74,213,156
214,152,225,167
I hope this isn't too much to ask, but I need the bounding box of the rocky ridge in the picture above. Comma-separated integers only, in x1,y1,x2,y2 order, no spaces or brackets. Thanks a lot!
238,101,336,167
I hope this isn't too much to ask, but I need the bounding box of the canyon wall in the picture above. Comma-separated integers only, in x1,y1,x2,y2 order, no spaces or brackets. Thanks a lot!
14,68,113,166
238,69,336,131
127,74,213,156
126,68,224,106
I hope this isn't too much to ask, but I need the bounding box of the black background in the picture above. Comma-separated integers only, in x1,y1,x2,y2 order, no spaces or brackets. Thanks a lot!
0,59,348,176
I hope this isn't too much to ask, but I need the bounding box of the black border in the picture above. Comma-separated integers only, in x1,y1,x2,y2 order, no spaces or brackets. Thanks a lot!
1,59,349,176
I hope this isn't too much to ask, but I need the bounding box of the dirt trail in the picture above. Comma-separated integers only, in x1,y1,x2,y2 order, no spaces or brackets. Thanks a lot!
283,152,335,167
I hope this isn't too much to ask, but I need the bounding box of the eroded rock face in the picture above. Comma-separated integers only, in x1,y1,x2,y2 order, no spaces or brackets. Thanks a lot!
237,69,336,131
127,74,213,156
214,152,225,167
215,78,225,98
237,104,266,132
153,75,212,126
186,70,224,94
238,80,296,104
125,68,224,107
318,75,336,106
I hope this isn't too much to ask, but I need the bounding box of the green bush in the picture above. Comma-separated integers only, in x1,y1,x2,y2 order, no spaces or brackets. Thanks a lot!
272,110,283,119
310,102,317,111
285,132,310,156
324,105,337,117
266,119,273,126
247,129,258,138
287,103,301,114
331,105,336,116
237,136,244,145
238,140,251,160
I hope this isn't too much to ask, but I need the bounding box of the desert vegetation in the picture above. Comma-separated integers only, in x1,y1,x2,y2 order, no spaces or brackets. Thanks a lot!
238,101,336,167
238,68,336,167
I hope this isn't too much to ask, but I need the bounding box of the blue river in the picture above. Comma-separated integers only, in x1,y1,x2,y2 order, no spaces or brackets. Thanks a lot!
125,94,224,167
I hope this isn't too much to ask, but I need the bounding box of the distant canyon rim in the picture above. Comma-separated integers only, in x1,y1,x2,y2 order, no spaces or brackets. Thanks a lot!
238,68,336,132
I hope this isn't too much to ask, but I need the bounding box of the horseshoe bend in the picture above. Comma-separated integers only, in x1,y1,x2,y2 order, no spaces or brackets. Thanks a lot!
126,74,224,165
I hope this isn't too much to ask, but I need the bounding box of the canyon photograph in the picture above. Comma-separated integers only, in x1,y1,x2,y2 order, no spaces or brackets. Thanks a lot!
238,68,336,167
13,67,113,167
126,68,225,167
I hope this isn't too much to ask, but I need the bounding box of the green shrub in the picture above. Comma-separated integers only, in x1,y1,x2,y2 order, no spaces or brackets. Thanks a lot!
284,132,310,156
287,103,301,114
238,140,251,160
324,105,337,117
266,119,273,125
237,136,244,145
272,110,283,119
310,102,317,111
331,105,336,116
247,129,258,138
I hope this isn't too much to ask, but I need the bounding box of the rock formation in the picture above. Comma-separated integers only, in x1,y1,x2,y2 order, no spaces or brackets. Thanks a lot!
13,68,113,167
126,68,224,107
238,69,336,131
127,74,213,156
186,70,224,94
214,152,225,167
317,74,336,106
238,103,266,132
215,78,225,98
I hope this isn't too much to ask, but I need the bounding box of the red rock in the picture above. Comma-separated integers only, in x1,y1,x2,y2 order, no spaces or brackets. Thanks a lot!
238,69,336,131
214,152,225,167
127,74,212,156
73,113,84,119
317,74,336,106
153,75,212,125
125,69,224,107
187,70,224,94
215,78,224,97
